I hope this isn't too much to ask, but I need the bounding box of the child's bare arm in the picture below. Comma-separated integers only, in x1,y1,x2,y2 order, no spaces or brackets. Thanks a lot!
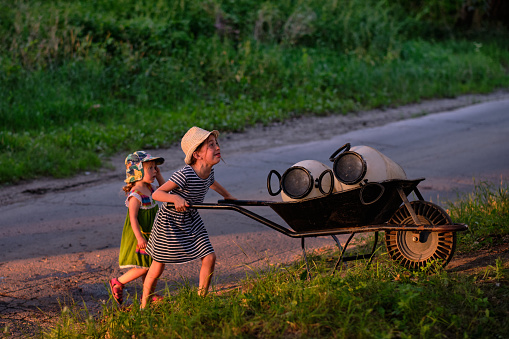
210,180,236,200
153,180,189,211
128,197,148,249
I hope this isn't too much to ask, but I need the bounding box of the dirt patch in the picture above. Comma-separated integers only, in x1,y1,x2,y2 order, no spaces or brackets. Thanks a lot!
448,240,509,275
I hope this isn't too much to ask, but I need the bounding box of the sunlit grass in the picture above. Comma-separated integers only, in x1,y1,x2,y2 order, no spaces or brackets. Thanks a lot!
447,180,509,251
43,250,508,339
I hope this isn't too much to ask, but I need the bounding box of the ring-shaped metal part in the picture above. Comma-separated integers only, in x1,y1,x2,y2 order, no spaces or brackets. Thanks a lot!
332,151,367,185
359,182,385,205
329,143,351,162
267,170,282,196
317,169,335,196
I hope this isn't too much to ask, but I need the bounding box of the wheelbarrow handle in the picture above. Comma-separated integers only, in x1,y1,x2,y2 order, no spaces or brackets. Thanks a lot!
217,199,273,206
163,200,273,209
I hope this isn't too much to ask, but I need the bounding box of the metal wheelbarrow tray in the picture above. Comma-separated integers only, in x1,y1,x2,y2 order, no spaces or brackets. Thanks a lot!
189,178,468,272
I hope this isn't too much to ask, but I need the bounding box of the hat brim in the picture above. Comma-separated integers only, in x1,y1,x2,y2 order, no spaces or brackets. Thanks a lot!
143,156,165,165
184,130,219,165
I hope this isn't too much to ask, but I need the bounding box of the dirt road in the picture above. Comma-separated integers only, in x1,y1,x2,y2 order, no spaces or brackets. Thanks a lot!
1,90,509,337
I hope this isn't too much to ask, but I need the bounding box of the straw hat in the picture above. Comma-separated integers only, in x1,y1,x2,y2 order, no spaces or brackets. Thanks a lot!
181,126,219,165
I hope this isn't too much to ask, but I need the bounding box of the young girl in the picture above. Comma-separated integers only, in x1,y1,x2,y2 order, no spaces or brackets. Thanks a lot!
109,151,166,305
141,126,236,308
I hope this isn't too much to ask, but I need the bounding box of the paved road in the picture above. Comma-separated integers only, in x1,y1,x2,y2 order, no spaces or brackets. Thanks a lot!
1,98,508,335
2,97,509,267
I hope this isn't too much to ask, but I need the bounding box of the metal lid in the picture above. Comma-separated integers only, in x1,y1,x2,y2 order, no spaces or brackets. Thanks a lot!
281,166,313,199
332,152,367,185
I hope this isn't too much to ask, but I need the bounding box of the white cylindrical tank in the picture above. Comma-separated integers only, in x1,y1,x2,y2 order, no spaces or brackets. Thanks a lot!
280,160,345,202
331,145,406,189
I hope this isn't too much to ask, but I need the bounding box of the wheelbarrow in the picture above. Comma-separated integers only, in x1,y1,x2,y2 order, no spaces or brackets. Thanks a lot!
182,145,468,276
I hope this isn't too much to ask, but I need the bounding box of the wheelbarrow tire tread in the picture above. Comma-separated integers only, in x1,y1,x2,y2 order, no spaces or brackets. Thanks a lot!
385,201,457,270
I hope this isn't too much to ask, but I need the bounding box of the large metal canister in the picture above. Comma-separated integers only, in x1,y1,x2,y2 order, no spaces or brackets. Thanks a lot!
330,145,406,189
280,160,341,202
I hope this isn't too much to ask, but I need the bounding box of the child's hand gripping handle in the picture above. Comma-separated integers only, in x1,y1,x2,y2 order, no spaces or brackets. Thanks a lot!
169,196,190,212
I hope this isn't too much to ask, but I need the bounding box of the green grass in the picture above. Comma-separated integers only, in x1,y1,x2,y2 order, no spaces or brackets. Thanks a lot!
1,0,509,184
42,255,508,338
446,180,509,251
31,181,509,338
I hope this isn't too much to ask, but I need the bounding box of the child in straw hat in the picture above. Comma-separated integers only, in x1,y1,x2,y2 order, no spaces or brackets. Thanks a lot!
141,126,236,308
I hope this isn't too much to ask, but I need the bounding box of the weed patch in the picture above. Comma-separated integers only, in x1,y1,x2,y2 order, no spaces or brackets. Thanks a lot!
44,255,509,338
447,180,509,251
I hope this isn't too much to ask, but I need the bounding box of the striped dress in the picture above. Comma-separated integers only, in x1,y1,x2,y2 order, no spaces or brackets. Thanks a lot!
146,165,215,264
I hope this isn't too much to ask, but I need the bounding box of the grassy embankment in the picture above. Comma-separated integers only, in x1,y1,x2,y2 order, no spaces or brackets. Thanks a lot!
1,0,509,184
34,182,508,338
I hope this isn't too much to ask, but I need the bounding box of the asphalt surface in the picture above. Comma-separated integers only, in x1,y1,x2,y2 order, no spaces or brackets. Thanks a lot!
1,97,508,336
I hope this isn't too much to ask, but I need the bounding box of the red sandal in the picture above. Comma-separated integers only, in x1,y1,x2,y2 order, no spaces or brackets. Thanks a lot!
151,294,164,303
109,278,124,305
140,294,164,304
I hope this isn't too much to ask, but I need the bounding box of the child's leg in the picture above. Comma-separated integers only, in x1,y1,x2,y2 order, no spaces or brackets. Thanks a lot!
118,268,149,285
140,272,164,301
198,252,216,296
141,261,165,308
110,268,148,305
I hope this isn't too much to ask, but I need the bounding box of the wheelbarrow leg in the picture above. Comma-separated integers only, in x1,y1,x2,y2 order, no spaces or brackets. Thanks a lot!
301,237,312,280
331,235,344,253
330,235,346,273
366,231,379,268
332,232,380,274
332,233,356,274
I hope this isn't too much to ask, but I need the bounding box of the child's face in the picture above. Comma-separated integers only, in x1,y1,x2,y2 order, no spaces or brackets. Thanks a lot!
142,161,158,184
195,135,221,166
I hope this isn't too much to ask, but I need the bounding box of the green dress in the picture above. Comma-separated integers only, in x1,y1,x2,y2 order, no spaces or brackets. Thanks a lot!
118,187,159,269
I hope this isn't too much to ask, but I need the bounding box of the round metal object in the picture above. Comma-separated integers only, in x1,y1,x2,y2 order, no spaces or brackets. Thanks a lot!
385,201,456,270
281,166,313,199
332,152,367,185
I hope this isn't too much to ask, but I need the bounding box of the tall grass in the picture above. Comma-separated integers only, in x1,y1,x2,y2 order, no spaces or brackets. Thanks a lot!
1,0,508,184
447,180,509,251
43,253,507,338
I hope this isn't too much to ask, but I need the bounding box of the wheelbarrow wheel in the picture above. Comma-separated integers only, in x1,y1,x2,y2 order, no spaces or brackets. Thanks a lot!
385,201,456,270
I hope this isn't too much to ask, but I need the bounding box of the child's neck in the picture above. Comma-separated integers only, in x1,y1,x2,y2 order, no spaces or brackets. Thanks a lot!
134,181,151,193
191,162,212,179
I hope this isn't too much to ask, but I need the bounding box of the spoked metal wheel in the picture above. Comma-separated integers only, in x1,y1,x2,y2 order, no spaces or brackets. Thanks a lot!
385,201,457,270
